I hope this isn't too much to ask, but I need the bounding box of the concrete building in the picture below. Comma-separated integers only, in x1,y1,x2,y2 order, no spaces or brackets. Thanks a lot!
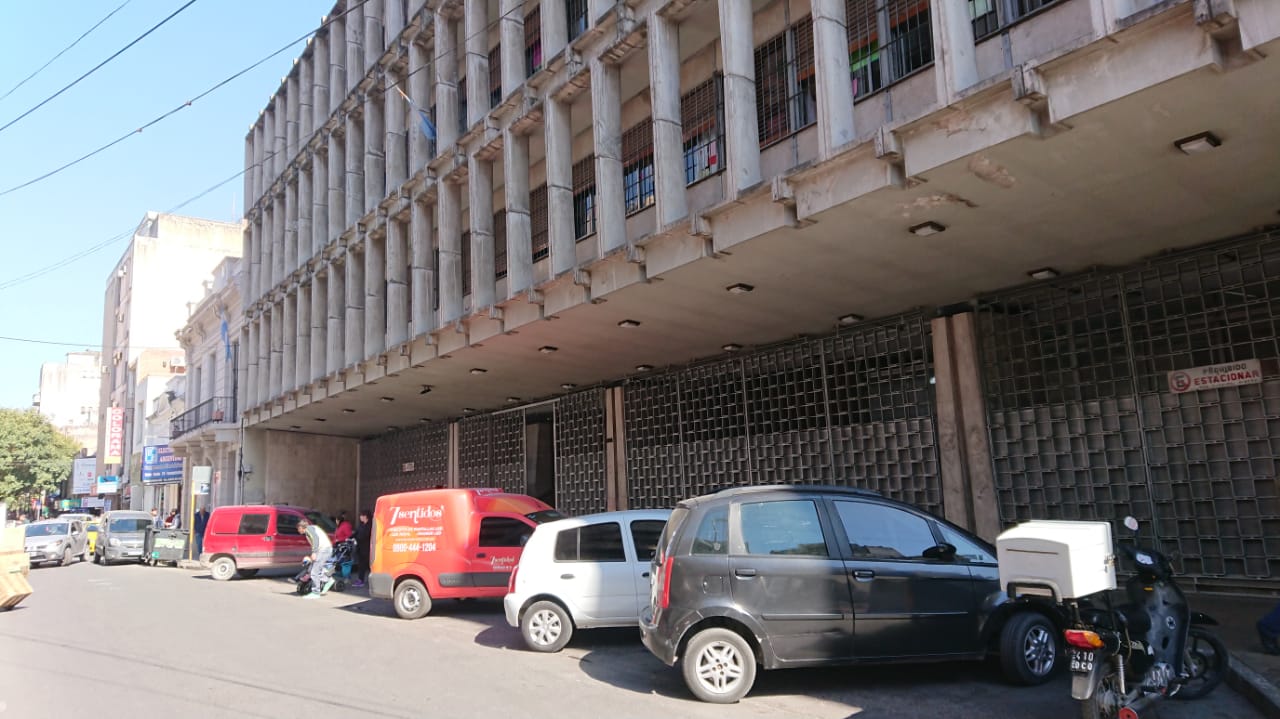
241,0,1280,594
170,257,245,513
33,350,102,458
98,213,243,511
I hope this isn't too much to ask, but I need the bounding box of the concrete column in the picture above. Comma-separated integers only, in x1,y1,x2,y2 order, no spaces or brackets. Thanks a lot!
345,246,366,367
310,273,328,382
365,91,386,211
717,0,762,196
284,180,298,273
328,131,346,239
257,312,270,403
313,31,330,128
434,11,459,152
269,302,283,399
286,74,300,160
296,283,311,388
499,0,524,99
261,206,274,295
282,292,297,392
386,216,409,348
590,60,625,254
298,160,313,263
437,180,463,322
544,97,575,276
273,104,287,177
312,149,329,255
364,0,384,69
326,263,346,375
244,136,254,216
346,2,365,94
468,155,495,308
271,196,286,285
365,232,387,359
299,53,314,140
384,0,405,40
811,1,857,158
410,197,436,337
541,0,568,60
409,39,432,172
252,123,264,201
386,71,408,190
465,0,489,128
246,318,259,408
249,220,262,304
263,110,276,185
647,12,687,228
503,129,532,296
345,115,365,227
329,17,346,115
931,0,980,103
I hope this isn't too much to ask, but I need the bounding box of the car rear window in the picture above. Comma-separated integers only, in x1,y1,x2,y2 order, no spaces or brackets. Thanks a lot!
629,520,665,562
238,514,271,535
554,522,626,562
740,500,828,557
478,517,534,547
691,506,728,555
276,513,301,535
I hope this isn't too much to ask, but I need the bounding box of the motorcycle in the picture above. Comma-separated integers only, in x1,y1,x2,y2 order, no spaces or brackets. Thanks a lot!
1062,516,1227,719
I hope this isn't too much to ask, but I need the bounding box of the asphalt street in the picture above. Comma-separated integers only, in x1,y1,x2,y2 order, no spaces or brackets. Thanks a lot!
0,561,1261,719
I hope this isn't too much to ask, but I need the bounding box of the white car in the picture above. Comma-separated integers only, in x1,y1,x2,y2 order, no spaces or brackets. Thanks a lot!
505,509,670,652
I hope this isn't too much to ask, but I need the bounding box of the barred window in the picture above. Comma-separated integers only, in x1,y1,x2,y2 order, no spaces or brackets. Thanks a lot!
682,75,724,185
567,0,589,42
847,0,934,99
489,45,502,108
494,209,507,279
754,17,817,148
572,156,596,241
622,121,655,216
461,230,471,297
458,77,468,135
971,0,1064,39
427,104,437,156
530,184,549,261
525,7,542,77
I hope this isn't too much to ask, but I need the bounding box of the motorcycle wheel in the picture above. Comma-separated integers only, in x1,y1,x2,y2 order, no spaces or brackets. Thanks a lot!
1079,667,1140,719
1173,628,1227,700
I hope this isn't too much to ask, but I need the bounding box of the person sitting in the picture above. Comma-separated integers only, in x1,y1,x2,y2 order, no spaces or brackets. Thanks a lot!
333,512,353,544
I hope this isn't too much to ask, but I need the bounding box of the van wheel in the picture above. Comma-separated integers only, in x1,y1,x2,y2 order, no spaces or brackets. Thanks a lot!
1001,612,1058,685
521,601,574,652
93,551,101,565
60,548,72,567
210,557,237,581
393,579,432,619
682,627,757,704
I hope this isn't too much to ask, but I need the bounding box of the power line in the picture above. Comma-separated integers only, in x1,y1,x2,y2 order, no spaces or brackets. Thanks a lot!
0,336,102,348
0,0,133,103
0,0,199,135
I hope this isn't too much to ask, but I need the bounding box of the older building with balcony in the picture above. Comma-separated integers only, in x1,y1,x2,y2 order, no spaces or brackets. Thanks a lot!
241,0,1280,593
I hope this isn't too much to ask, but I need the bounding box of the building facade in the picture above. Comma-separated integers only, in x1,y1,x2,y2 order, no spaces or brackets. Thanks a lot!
33,350,102,459
240,0,1280,593
98,213,243,511
170,257,245,514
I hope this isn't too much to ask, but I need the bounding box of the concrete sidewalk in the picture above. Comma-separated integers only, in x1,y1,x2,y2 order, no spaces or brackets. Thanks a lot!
1189,593,1280,719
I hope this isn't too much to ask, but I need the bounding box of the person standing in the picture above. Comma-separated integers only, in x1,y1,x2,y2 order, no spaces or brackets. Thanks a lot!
297,516,334,596
192,506,210,559
150,508,162,528
353,510,372,588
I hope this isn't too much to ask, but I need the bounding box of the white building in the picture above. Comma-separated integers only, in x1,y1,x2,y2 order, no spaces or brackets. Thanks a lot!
33,350,102,459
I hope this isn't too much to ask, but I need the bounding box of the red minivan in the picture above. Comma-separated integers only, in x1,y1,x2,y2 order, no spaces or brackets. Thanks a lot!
201,505,335,581
369,488,563,619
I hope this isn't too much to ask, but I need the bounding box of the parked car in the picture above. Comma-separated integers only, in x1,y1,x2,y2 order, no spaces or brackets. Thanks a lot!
24,520,88,567
369,488,564,619
506,509,670,652
640,485,1063,703
95,511,153,564
201,505,335,581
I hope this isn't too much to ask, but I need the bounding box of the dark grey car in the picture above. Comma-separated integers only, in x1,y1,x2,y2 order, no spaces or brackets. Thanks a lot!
94,511,153,564
639,485,1062,703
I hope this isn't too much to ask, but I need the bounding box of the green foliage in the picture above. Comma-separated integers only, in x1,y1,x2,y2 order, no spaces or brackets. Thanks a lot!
0,408,80,507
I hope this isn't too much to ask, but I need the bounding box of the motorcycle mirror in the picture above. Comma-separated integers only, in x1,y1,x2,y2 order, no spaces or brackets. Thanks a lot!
1124,516,1139,532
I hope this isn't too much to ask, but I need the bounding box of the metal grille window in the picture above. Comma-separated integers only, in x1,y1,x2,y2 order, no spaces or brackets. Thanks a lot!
494,209,507,279
846,0,935,100
971,0,1066,39
530,184,549,261
489,45,502,108
622,121,655,216
572,155,596,240
681,75,724,185
461,229,471,297
754,17,817,148
525,7,542,77
567,0,588,41
458,78,468,135
427,104,437,157
358,422,449,512
555,389,608,515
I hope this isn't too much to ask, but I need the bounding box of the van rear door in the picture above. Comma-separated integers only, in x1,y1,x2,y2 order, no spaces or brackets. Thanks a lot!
469,514,536,587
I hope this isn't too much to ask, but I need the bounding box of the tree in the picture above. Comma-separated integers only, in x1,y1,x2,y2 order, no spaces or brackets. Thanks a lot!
0,408,80,510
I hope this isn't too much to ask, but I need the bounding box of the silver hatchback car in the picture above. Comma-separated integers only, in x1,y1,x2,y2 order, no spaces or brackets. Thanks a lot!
24,520,89,567
94,510,154,564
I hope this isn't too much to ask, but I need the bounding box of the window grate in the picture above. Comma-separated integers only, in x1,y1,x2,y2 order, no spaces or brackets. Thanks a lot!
572,155,596,241
567,0,588,42
461,229,471,297
754,17,817,148
530,184,549,261
489,45,502,108
971,0,1066,39
847,0,934,100
494,209,507,279
681,75,724,185
622,120,655,216
525,7,542,77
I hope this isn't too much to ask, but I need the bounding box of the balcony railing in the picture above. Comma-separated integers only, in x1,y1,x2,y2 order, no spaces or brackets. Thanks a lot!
171,396,236,439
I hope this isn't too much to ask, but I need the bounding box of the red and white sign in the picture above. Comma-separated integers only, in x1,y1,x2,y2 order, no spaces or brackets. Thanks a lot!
105,407,125,464
1168,360,1263,394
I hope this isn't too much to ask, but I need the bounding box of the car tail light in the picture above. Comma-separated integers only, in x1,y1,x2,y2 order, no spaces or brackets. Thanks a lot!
1064,629,1104,649
507,564,519,593
659,556,674,610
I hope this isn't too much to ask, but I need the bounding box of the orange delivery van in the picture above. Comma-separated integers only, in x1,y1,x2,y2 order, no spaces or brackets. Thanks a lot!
369,487,565,619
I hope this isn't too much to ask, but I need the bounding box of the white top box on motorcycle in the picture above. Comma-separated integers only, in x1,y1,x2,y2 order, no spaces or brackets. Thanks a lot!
996,520,1117,601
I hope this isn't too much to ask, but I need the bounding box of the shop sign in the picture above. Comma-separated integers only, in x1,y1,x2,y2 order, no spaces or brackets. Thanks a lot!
104,408,125,464
96,475,119,494
142,445,184,484
1168,359,1263,394
72,457,97,495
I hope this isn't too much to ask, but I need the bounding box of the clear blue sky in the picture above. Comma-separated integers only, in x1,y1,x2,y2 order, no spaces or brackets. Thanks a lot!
0,0,332,408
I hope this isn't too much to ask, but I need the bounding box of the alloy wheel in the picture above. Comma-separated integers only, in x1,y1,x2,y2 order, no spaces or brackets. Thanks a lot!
694,640,746,695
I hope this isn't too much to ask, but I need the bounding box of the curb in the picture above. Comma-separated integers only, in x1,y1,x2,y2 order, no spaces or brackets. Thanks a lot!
176,560,204,571
1228,654,1280,719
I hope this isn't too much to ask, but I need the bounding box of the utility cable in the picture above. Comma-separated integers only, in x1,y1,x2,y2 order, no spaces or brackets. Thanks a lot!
0,0,133,103
0,0,199,135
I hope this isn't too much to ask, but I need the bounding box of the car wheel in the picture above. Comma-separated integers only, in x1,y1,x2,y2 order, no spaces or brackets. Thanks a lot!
1000,612,1059,685
93,551,101,565
60,548,72,567
521,600,574,652
681,627,757,704
393,579,432,619
210,557,237,581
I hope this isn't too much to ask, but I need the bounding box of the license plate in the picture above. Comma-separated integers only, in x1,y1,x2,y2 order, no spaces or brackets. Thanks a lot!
1069,648,1096,673
124,551,141,556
